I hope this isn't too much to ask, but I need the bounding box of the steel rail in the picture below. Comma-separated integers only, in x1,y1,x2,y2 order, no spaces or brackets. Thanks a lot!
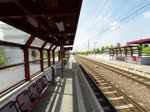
75,55,148,112
80,56,150,88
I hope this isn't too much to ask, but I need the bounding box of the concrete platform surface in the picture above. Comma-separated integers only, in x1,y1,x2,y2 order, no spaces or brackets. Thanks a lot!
32,55,103,112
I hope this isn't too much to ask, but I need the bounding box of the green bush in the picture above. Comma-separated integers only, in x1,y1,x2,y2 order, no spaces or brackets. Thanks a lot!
142,47,150,54
0,48,5,66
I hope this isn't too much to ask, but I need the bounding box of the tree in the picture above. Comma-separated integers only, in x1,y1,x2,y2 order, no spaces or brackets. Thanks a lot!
116,42,121,47
96,48,101,54
105,46,109,50
31,49,38,60
142,47,150,54
110,44,113,48
0,48,5,66
143,44,149,48
43,50,48,58
101,46,104,53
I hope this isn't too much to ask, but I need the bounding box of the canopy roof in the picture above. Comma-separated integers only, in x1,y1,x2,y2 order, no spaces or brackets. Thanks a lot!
127,38,150,44
0,0,82,46
109,45,139,50
64,47,73,51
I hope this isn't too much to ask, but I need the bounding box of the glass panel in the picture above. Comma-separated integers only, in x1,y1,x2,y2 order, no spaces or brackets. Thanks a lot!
31,37,44,47
0,65,25,92
29,61,40,75
43,50,48,58
0,46,24,66
43,58,48,68
51,45,56,50
0,21,30,44
29,49,40,61
45,43,52,49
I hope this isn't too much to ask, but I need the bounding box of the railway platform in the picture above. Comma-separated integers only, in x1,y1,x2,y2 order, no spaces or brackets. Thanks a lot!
84,55,150,78
32,56,103,112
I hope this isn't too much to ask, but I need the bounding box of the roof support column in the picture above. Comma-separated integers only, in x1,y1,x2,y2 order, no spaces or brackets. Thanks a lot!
119,48,122,56
47,49,50,67
24,36,35,81
129,46,133,57
139,44,142,57
24,47,30,81
52,50,55,64
52,46,57,84
60,45,65,79
58,51,61,62
48,45,53,67
124,48,127,62
40,42,47,71
116,50,118,56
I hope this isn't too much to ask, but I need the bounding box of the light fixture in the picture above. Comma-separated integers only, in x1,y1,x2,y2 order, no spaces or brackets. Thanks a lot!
27,17,39,28
55,20,65,32
68,33,72,36
66,41,69,44
49,34,52,37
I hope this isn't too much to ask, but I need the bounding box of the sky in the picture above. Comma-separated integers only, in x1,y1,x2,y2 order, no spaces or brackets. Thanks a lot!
73,0,150,51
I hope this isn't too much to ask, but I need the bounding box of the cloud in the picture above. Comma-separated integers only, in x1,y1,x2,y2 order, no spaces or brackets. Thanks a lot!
110,21,120,30
143,11,150,19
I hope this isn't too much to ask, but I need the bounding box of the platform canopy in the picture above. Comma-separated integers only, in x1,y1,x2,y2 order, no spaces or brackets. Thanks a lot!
127,38,150,44
0,0,82,46
109,45,139,50
64,47,73,51
109,45,128,50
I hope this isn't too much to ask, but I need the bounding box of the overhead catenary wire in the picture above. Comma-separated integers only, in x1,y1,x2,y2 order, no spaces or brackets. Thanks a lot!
85,1,150,41
74,1,150,51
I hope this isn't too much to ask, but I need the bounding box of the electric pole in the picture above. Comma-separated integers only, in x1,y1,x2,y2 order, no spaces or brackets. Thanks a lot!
88,39,89,55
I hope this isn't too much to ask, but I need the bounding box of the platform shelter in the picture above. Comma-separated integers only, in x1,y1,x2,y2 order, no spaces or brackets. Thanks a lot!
127,38,150,65
109,45,141,62
109,38,150,65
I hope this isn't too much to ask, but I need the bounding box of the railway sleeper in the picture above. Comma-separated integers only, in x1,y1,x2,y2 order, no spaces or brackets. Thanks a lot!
109,96,124,101
145,81,150,84
115,104,134,110
104,93,120,98
93,78,101,80
100,86,112,89
98,83,107,86
137,78,144,81
104,91,117,94
131,76,138,79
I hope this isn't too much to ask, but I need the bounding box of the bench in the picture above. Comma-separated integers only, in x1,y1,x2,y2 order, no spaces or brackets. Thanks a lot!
0,75,51,112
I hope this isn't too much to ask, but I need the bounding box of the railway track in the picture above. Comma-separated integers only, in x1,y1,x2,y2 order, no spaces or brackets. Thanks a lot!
75,55,149,112
80,56,150,88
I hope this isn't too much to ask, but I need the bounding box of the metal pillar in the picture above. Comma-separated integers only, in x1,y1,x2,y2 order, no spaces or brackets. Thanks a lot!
40,49,44,71
51,46,57,84
47,50,50,67
130,47,133,57
116,50,118,56
125,48,127,62
58,51,61,62
60,45,65,79
48,45,53,67
52,50,55,64
24,36,35,81
40,42,47,71
24,47,30,81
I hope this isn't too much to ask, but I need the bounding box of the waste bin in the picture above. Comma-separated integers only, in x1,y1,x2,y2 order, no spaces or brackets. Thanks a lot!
132,56,136,62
